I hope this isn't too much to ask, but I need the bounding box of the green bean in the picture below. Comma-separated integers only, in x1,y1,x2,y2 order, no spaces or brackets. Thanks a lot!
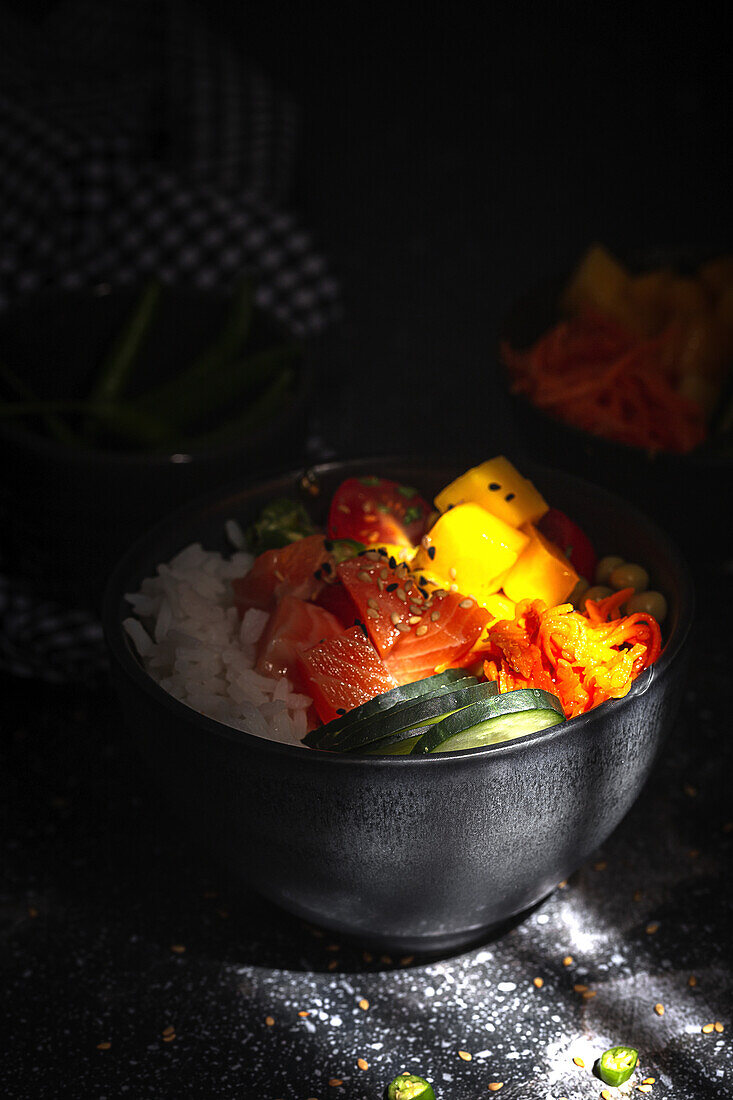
0,399,170,448
136,339,302,434
179,367,295,451
132,279,259,427
0,360,77,445
88,280,161,406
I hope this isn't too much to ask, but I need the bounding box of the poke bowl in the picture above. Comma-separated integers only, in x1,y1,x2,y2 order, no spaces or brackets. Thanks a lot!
102,456,694,953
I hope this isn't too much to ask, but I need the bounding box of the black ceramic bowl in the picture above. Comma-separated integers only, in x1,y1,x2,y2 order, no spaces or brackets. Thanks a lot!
0,286,312,606
500,252,733,565
102,457,693,954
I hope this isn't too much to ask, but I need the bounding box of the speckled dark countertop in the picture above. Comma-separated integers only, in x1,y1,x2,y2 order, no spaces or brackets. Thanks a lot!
2,556,731,1099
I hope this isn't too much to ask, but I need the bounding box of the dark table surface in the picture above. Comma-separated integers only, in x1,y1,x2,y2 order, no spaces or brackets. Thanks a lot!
2,7,732,1099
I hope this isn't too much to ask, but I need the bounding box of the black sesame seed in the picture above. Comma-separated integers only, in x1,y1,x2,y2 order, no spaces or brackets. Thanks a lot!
322,561,332,575
427,546,436,560
313,569,322,579
385,582,399,592
336,708,346,716
488,482,501,491
505,492,515,502
377,547,388,556
419,575,428,585
388,556,397,569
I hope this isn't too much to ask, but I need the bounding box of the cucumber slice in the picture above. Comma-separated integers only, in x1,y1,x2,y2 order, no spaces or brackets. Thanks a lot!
329,679,499,754
411,688,565,754
306,669,477,749
360,732,423,755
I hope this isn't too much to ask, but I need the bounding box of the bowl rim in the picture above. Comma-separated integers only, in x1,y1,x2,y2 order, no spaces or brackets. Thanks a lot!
102,454,695,766
0,283,313,468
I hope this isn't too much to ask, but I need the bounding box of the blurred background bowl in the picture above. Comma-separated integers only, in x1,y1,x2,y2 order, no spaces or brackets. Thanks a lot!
103,456,694,953
500,247,733,566
0,285,313,606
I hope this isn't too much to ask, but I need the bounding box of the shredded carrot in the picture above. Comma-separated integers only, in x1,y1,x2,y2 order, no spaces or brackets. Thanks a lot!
502,310,706,454
477,591,661,718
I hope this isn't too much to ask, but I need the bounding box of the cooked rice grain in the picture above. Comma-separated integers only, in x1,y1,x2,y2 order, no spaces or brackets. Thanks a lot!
123,539,311,746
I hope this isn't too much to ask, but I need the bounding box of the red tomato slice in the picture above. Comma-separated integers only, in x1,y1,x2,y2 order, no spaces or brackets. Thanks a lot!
232,534,330,615
537,508,597,581
336,554,428,658
327,477,431,548
255,595,344,683
383,591,490,686
297,625,398,724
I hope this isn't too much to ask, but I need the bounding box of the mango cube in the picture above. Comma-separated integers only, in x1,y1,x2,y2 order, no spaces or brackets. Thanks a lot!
483,592,517,621
413,502,529,604
435,456,548,528
502,524,579,606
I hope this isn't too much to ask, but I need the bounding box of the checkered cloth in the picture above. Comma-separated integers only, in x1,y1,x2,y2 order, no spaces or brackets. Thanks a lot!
0,0,339,681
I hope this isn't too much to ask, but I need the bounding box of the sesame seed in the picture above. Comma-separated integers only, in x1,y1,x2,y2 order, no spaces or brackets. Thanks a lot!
162,1025,175,1036
688,975,697,987
396,588,407,601
338,504,350,513
646,922,660,934
702,1023,715,1033
358,571,371,582
396,622,411,633
366,608,380,619
505,492,515,502
573,1056,584,1067
563,955,573,966
642,1079,656,1085
170,944,186,953
390,611,401,624
459,598,474,609
409,615,421,624
715,1021,725,1033
357,1058,369,1070
386,582,399,592
358,998,369,1010
265,1016,275,1026
380,955,392,964
488,1084,504,1092
328,1079,344,1087
489,482,500,490
298,1010,310,1017
416,625,429,636
602,1091,613,1099
328,959,339,970
637,1086,652,1094
96,1041,111,1050
362,951,373,962
431,609,441,621
162,1033,176,1042
684,784,697,797
582,990,596,1000
389,556,397,568
427,546,436,560
594,860,607,871
458,1050,472,1061
573,984,588,993
400,955,414,965
654,1002,665,1015
533,977,544,988
449,567,457,580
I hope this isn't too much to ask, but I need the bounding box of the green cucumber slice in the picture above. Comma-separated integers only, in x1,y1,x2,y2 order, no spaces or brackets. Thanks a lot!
411,688,565,754
360,732,424,755
329,679,499,754
306,669,477,749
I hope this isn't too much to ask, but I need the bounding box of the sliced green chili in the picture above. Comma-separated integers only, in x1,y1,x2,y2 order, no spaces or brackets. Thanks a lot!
386,1073,436,1100
598,1045,638,1087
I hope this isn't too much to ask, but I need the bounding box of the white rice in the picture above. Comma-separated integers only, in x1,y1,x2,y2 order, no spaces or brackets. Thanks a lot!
122,535,312,747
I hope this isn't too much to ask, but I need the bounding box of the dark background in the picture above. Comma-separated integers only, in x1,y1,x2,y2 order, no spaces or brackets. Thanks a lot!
214,3,730,453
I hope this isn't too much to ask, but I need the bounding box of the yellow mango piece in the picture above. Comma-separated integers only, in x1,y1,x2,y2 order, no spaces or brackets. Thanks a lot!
483,592,517,621
628,269,675,334
502,525,579,606
413,502,529,604
698,255,733,297
561,244,632,319
435,456,548,528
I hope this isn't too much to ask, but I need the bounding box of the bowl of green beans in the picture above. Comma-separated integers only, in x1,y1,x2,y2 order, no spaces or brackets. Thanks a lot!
0,280,311,605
